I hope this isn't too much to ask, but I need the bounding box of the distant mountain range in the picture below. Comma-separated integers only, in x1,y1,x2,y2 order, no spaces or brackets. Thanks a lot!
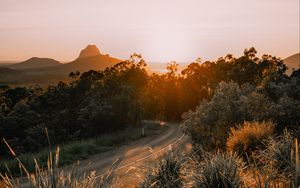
0,45,122,85
41,45,121,74
0,48,299,85
284,53,300,75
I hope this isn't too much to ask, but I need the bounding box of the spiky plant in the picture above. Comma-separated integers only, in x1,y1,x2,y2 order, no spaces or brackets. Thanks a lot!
257,130,300,186
246,137,300,188
194,151,245,188
139,152,183,188
253,130,300,187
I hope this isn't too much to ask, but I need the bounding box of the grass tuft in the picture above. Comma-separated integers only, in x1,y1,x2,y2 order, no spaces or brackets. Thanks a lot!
193,151,245,188
139,152,183,188
255,130,300,186
226,121,274,160
0,139,115,188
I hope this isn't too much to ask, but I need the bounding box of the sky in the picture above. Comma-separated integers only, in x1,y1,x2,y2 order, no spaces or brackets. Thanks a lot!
0,0,299,63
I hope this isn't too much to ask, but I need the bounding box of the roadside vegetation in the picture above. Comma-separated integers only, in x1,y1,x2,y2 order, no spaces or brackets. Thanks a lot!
0,146,115,188
0,122,165,176
140,48,300,187
140,124,299,187
1,47,300,187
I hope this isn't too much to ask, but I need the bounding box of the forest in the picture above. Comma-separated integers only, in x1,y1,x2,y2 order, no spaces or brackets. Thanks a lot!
1,47,300,187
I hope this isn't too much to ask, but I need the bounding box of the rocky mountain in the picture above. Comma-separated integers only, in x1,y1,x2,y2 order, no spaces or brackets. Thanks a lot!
78,45,101,59
56,55,121,74
0,45,122,85
48,45,122,74
284,53,300,75
8,57,61,69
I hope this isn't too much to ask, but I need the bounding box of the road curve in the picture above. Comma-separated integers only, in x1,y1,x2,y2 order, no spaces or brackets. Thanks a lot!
20,122,190,187
64,122,191,187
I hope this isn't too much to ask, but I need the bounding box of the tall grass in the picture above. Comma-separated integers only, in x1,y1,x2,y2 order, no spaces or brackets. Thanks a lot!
0,124,165,177
193,151,245,188
139,152,184,188
0,139,115,188
226,121,274,160
253,130,300,187
140,125,300,188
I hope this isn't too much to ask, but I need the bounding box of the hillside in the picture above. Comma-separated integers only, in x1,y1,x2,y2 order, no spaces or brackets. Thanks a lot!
0,61,18,66
284,53,300,75
8,57,61,69
57,54,121,74
0,67,25,84
39,45,122,74
0,45,122,85
0,67,23,77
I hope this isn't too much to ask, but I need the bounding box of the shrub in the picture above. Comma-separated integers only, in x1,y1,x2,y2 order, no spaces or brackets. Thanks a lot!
226,121,274,159
181,82,276,149
194,151,245,188
258,130,298,183
139,152,183,188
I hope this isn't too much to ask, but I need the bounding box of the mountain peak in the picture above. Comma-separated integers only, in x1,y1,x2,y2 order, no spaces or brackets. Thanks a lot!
78,45,101,59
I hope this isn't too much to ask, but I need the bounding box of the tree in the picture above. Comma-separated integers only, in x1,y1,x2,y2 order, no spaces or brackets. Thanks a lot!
69,71,80,80
166,61,179,78
4,87,30,108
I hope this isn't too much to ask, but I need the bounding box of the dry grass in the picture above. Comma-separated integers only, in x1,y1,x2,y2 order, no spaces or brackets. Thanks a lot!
140,124,300,188
139,152,184,188
193,151,246,188
253,130,300,187
0,137,115,188
227,121,274,159
0,123,166,177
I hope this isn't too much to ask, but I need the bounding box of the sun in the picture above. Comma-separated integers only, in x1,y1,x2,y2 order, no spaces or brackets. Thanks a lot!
142,28,195,62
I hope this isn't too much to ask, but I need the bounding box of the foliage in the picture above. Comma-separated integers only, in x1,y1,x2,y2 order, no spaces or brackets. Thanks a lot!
1,47,300,174
193,151,245,188
141,132,300,188
182,82,266,149
0,123,164,176
0,145,114,188
258,130,298,182
139,152,183,188
182,80,300,148
226,121,274,160
0,54,148,158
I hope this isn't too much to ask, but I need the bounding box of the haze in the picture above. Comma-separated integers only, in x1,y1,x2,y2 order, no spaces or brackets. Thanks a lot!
0,0,299,62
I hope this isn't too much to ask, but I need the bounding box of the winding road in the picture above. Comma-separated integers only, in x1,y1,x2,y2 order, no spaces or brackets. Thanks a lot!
63,122,191,187
19,122,190,187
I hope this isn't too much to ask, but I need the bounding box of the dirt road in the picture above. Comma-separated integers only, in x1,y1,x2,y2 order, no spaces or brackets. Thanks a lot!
19,122,190,187
64,122,191,187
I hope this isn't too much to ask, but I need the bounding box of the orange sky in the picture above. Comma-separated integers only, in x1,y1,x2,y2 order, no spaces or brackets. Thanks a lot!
0,0,299,62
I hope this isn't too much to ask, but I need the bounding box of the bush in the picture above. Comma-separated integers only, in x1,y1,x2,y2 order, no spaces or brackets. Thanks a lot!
181,82,276,149
226,121,274,159
139,152,183,188
194,151,245,188
181,82,244,149
258,130,298,182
